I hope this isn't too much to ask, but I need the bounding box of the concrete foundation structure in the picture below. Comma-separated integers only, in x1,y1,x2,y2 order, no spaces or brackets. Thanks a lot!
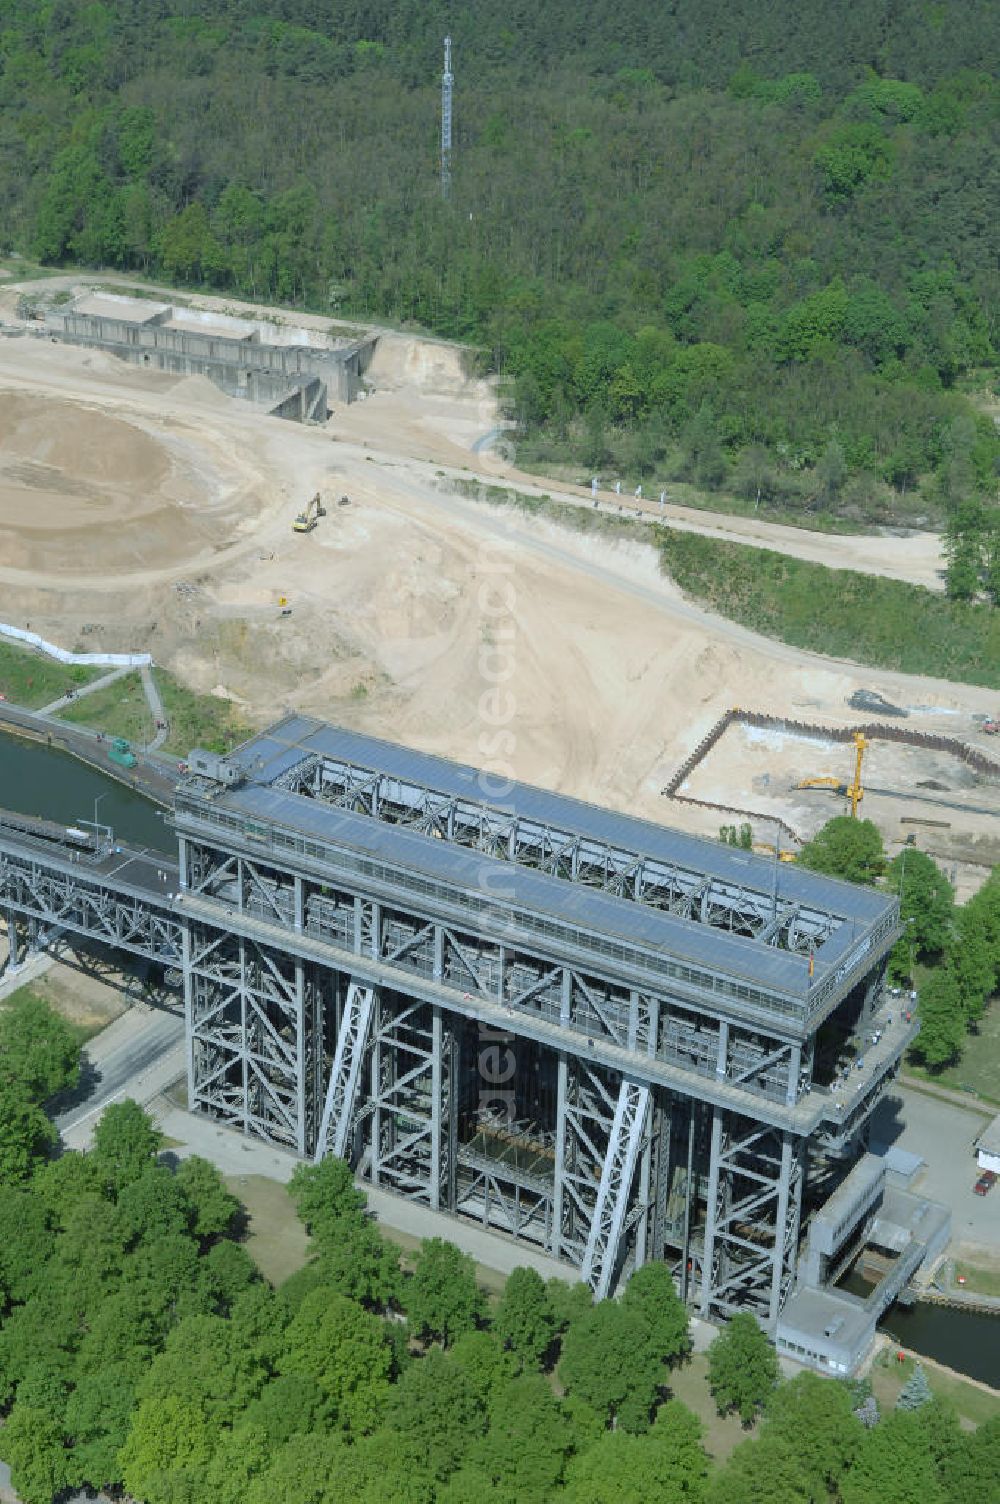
0,716,946,1371
44,294,376,421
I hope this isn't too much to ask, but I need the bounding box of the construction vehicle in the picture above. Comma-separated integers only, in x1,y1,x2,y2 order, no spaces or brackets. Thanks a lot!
108,737,137,770
753,842,797,863
292,493,326,533
797,732,868,818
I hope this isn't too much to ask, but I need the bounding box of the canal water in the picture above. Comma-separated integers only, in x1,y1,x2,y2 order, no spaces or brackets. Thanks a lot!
841,1274,1000,1387
0,730,171,853
882,1298,1000,1388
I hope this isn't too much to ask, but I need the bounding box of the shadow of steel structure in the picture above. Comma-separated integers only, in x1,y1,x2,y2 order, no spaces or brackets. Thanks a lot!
0,715,905,1324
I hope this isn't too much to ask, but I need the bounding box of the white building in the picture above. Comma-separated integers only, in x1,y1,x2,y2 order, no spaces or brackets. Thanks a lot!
975,1114,1000,1174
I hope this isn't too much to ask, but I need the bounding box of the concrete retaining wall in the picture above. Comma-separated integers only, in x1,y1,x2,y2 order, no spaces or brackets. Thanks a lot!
45,300,379,416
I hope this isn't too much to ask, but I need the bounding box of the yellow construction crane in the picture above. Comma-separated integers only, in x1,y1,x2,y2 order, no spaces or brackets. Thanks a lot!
292,492,326,533
796,732,868,818
846,731,868,818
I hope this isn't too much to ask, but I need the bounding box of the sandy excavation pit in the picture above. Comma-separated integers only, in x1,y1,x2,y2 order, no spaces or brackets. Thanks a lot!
680,721,1000,865
0,279,997,894
0,388,257,576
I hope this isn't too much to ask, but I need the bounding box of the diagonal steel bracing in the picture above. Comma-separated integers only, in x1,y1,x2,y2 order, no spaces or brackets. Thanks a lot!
581,1077,652,1298
314,980,375,1162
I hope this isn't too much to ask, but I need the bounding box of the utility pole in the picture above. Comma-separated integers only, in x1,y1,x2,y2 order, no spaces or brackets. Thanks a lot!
441,36,453,199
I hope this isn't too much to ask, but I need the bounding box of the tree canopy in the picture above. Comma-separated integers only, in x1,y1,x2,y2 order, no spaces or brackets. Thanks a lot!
706,1312,780,1425
797,816,886,885
0,0,995,531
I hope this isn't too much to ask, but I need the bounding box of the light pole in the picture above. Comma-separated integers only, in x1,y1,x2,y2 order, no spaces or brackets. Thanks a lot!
906,916,917,990
93,792,108,853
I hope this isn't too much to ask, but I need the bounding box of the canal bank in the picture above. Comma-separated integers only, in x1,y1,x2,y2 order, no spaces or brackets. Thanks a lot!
0,699,180,808
0,728,171,853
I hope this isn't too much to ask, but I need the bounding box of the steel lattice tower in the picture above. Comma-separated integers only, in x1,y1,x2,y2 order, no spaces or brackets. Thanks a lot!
441,36,453,199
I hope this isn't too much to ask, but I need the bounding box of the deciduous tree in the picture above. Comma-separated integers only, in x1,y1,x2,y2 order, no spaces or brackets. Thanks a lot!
278,1287,393,1432
798,817,885,885
494,1265,559,1367
405,1238,486,1347
558,1299,667,1432
0,991,81,1101
91,1099,161,1193
706,1313,779,1425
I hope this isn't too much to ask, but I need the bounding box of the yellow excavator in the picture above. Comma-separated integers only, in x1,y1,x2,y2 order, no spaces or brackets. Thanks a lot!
797,732,868,818
753,842,797,863
292,492,326,533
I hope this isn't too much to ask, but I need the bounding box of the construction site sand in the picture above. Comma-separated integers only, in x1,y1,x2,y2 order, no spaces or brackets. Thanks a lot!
0,302,996,875
683,722,1000,867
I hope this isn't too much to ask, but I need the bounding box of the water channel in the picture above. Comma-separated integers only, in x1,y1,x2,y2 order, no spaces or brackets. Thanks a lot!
0,729,171,853
841,1270,1000,1386
1,729,998,1387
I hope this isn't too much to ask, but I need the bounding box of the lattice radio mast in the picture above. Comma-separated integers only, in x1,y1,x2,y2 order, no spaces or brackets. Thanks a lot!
441,36,454,198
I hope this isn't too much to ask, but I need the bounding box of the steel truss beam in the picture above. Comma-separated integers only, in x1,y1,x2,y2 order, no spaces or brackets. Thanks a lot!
455,1156,553,1246
271,754,841,951
0,852,180,965
361,995,455,1209
187,920,306,1150
552,1058,657,1293
180,837,809,1120
581,1078,652,1298
700,1110,803,1325
314,980,375,1161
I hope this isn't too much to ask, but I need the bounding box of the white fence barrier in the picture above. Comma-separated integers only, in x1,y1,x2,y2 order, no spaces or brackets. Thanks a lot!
0,622,151,669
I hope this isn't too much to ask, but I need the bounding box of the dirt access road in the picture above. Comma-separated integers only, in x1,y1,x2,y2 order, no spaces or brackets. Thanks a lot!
0,276,989,846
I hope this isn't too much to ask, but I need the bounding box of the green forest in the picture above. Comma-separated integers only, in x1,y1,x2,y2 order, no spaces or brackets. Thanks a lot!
0,0,997,549
1,990,999,1504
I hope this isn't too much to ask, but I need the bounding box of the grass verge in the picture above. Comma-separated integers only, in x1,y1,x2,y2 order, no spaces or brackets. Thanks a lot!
904,1000,1000,1107
656,528,1000,689
870,1349,1000,1427
156,671,253,757
519,459,871,535
55,666,253,758
446,476,652,544
953,1261,1000,1299
60,670,153,744
0,640,101,709
667,1351,758,1462
224,1174,310,1286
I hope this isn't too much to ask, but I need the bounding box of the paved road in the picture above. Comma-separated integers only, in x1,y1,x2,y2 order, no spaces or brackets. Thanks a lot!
870,1085,1000,1254
83,840,179,897
57,1002,184,1149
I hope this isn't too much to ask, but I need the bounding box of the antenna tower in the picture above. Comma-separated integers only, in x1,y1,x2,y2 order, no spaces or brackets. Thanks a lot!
441,36,453,198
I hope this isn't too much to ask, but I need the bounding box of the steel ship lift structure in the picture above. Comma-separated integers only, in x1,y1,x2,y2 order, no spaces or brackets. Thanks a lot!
0,715,907,1326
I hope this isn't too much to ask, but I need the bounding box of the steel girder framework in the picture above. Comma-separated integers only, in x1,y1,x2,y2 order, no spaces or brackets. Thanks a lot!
581,1078,653,1299
272,753,841,952
186,918,317,1151
552,1057,659,1290
699,1110,804,1324
0,818,894,1321
0,849,180,965
178,836,813,1122
315,980,375,1162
